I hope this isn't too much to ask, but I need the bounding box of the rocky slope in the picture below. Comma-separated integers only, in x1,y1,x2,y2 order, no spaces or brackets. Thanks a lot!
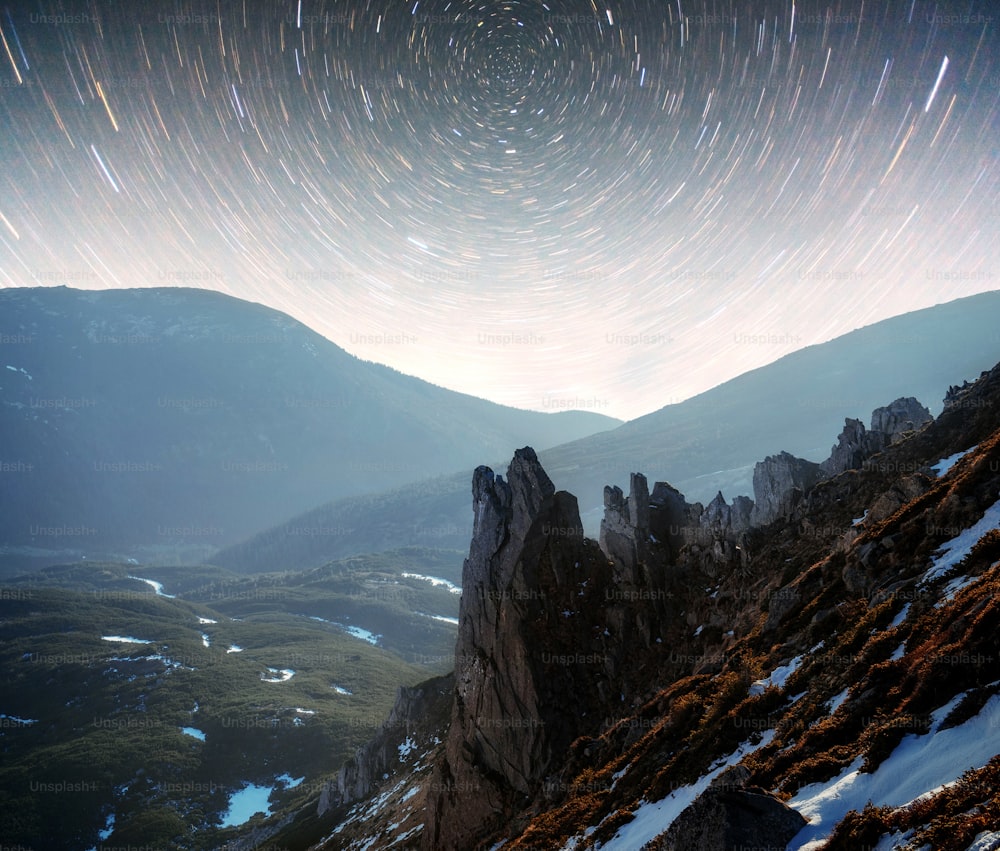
286,361,1000,851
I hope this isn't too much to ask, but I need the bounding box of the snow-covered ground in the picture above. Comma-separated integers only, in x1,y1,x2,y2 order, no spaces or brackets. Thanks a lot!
402,572,462,595
398,736,417,761
308,615,383,645
332,684,353,695
931,445,978,477
589,731,776,849
101,635,152,644
127,575,175,598
418,611,460,626
227,644,244,653
83,813,116,851
107,653,192,671
888,603,910,630
749,655,803,696
260,667,295,683
921,496,1000,593
827,688,850,715
787,693,1000,850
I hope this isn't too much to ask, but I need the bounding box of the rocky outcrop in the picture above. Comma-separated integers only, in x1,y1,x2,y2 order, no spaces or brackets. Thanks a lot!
317,674,453,816
699,491,752,538
424,448,620,850
864,474,932,527
870,397,932,444
600,472,650,581
821,399,933,477
647,480,711,556
821,417,876,476
750,451,824,527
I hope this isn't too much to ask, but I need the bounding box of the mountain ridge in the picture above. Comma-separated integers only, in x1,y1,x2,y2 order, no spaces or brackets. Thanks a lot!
0,285,619,571
212,291,1000,574
291,356,1000,851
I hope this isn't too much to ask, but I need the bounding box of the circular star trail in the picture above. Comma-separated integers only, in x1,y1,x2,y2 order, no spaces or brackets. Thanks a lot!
0,1,998,418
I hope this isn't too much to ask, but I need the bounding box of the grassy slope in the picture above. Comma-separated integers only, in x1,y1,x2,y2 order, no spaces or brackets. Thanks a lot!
0,550,461,850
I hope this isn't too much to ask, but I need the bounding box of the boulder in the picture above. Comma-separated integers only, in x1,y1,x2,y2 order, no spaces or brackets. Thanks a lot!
644,785,807,850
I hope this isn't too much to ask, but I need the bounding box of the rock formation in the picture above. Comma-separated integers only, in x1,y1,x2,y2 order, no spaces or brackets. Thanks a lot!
820,398,933,478
317,674,453,816
599,472,650,581
648,481,706,555
870,396,932,443
750,451,824,527
424,447,620,850
820,417,875,476
698,491,753,538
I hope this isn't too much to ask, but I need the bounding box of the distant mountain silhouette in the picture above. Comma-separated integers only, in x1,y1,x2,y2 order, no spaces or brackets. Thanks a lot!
0,286,620,569
214,291,1000,573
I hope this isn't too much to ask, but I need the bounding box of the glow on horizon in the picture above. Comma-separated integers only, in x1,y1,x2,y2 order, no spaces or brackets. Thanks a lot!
0,2,997,421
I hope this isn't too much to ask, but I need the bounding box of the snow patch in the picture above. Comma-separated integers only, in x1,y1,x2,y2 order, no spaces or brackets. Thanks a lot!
418,611,460,626
922,496,1000,585
402,572,462,594
749,655,803,696
931,445,977,477
127,575,175,598
5,365,32,379
180,726,205,741
787,694,1000,850
888,603,910,630
827,688,850,714
309,615,382,645
594,732,775,849
966,831,1000,851
260,667,295,683
398,735,417,761
102,635,152,644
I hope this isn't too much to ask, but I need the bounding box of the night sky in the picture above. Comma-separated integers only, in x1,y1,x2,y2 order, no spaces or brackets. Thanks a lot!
1,1,997,420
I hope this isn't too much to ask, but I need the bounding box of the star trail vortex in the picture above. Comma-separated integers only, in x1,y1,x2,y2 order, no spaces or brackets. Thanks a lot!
1,1,997,418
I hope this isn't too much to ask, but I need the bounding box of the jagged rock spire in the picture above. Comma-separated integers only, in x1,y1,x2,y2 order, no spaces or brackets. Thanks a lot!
426,447,610,850
599,472,650,580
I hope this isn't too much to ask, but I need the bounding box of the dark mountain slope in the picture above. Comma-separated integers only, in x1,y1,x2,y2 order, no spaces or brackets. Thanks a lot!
296,358,1000,851
0,286,618,569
